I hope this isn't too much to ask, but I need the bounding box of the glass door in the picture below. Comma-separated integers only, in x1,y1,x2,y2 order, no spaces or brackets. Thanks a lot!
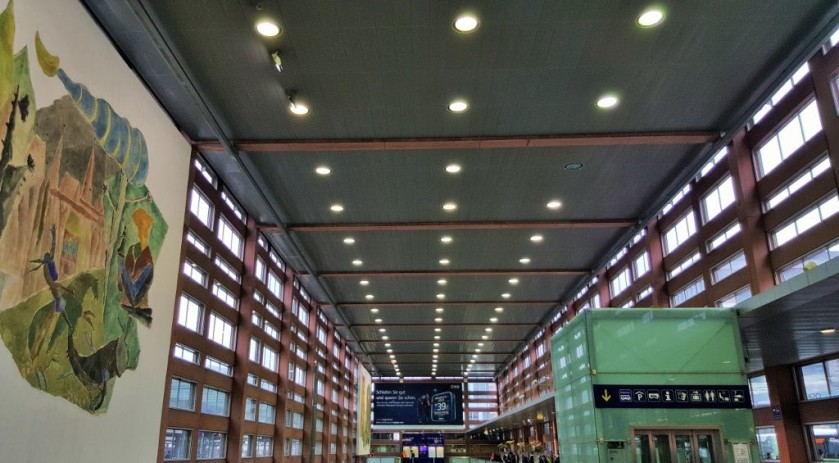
633,429,721,463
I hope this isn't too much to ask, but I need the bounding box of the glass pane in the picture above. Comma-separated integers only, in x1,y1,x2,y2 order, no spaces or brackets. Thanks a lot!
654,434,673,463
697,434,716,463
810,423,839,460
635,434,652,463
674,435,693,463
802,363,830,400
756,427,779,460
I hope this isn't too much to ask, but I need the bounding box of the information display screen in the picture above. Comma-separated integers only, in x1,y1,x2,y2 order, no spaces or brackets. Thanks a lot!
373,383,464,428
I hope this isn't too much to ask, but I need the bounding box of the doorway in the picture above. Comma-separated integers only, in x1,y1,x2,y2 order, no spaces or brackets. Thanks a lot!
632,429,722,463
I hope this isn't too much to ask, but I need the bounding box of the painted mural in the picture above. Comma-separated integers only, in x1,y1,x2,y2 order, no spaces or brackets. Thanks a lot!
0,0,167,413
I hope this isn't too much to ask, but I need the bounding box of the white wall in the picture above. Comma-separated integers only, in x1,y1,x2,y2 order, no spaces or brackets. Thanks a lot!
0,0,190,461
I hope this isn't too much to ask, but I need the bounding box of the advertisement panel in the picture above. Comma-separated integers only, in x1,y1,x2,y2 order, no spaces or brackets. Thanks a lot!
373,382,464,429
401,433,445,463
356,364,372,455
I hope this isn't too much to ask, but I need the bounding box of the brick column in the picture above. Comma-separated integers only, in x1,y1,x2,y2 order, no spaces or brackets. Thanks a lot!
764,365,808,463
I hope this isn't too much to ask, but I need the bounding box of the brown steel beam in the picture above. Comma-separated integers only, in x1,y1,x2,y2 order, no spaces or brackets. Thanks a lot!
347,323,536,327
320,269,588,278
372,361,504,365
367,352,514,356
195,131,719,153
357,339,523,343
283,219,635,233
340,300,555,307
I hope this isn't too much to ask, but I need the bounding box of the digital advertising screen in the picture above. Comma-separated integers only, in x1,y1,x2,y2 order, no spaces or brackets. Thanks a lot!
356,364,372,455
373,382,464,429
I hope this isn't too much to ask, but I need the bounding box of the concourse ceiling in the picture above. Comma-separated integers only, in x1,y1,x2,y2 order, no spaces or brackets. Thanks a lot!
83,0,839,379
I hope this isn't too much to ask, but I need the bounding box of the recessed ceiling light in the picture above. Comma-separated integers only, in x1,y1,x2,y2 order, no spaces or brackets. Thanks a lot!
375,319,383,323
384,343,390,347
378,328,386,333
501,293,511,299
485,328,493,332
448,100,469,112
481,335,488,340
470,359,476,363
382,336,389,340
343,237,356,245
434,335,441,340
508,278,519,285
564,162,584,171
475,349,481,353
596,94,619,109
436,294,446,300
472,354,478,358
495,307,504,313
433,349,439,353
453,15,479,32
434,328,442,333
519,257,531,265
330,204,344,212
490,317,498,323
443,202,458,211
389,354,395,359
821,328,837,335
315,166,332,175
371,308,379,314
255,20,281,37
432,359,438,363
289,101,310,115
439,258,450,265
435,318,443,322
637,8,665,27
438,279,447,286
530,234,544,243
478,343,484,347
365,294,375,300
359,280,369,286
446,164,462,174
435,308,445,313
352,259,363,266
440,236,453,244
547,200,562,210
433,343,440,347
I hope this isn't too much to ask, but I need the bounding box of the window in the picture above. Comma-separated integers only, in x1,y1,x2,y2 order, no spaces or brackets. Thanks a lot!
663,211,697,255
286,438,303,456
716,286,752,308
671,277,705,306
265,302,281,319
765,156,831,211
771,193,839,248
315,418,324,432
778,238,839,282
317,326,327,344
204,356,232,376
177,294,203,333
701,176,735,223
217,217,243,259
260,379,277,393
220,189,245,222
633,252,650,278
267,271,283,299
330,442,337,455
286,410,305,429
293,298,309,326
207,312,235,349
255,257,267,283
186,231,210,256
173,344,199,364
245,397,257,421
809,423,839,460
711,251,747,283
241,435,254,458
699,147,729,178
289,362,306,386
189,188,213,228
661,184,692,216
264,322,280,340
214,257,241,283
169,378,196,411
800,358,839,400
756,427,779,461
751,62,811,125
756,99,822,177
212,282,238,310
314,441,323,455
246,374,258,386
194,158,217,186
609,267,631,298
667,251,701,280
749,375,770,407
261,346,279,372
163,428,192,461
201,386,230,416
707,222,741,252
637,285,653,301
258,402,276,424
256,436,274,457
248,337,261,363
182,261,207,286
196,431,226,459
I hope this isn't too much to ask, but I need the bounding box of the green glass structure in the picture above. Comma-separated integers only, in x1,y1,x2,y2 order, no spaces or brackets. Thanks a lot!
551,308,758,463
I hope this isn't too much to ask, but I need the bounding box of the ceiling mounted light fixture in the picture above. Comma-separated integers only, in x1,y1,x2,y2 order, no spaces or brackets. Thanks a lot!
453,14,479,32
315,166,331,175
821,328,837,335
256,20,282,37
448,100,469,112
271,50,284,72
519,257,531,264
446,164,462,174
435,307,445,313
596,94,619,109
443,202,458,211
530,235,543,243
330,204,344,212
370,308,379,313
508,278,519,285
495,307,504,312
439,258,450,265
637,8,665,27
564,162,584,171
287,91,310,115
352,259,362,266
547,200,562,210
441,236,453,244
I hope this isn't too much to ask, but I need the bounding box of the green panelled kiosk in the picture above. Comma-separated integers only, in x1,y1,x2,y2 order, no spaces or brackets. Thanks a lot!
551,308,758,463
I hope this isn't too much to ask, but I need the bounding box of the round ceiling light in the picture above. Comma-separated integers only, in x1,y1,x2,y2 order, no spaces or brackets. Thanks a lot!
439,259,450,265
530,235,543,243
344,237,355,244
448,100,469,112
435,308,445,313
546,200,562,210
352,259,363,266
330,204,344,212
441,236,453,244
289,101,310,115
443,202,458,211
519,257,531,264
315,166,332,175
446,164,462,173
495,307,504,313
564,162,584,171
596,94,619,109
453,15,479,32
255,20,281,37
637,8,665,27
359,280,369,286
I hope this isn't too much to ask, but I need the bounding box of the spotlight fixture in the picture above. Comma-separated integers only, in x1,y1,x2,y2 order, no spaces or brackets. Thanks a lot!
547,200,562,210
256,20,281,37
287,91,310,115
448,100,469,112
637,8,665,27
271,50,284,72
453,15,479,32
596,94,619,109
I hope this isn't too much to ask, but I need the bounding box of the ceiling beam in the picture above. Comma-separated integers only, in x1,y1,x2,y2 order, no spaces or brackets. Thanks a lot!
319,269,588,277
372,361,504,365
195,131,719,153
282,219,635,233
339,300,556,307
367,352,514,356
347,323,537,328
357,339,523,343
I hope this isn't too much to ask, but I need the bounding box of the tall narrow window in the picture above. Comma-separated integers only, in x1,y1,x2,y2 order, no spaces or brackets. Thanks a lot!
701,176,735,223
189,188,213,228
663,211,697,255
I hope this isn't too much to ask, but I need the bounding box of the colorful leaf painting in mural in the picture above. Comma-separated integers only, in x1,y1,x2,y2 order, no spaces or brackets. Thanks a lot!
0,0,167,413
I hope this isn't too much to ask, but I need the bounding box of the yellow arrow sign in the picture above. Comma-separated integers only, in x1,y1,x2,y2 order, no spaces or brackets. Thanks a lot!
602,389,612,402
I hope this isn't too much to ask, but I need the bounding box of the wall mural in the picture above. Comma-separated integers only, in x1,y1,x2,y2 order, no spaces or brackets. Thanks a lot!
0,0,167,414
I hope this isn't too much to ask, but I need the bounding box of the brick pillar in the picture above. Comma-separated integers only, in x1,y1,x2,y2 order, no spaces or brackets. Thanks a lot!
764,365,808,463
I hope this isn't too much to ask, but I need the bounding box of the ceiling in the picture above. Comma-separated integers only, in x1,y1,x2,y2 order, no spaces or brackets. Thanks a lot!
83,1,839,379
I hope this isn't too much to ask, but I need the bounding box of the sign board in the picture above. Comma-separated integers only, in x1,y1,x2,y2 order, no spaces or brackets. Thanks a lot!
374,382,464,428
592,384,752,409
401,433,445,463
732,443,751,463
